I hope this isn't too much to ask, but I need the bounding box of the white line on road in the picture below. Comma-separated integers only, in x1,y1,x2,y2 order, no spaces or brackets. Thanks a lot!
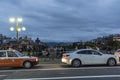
4,75,120,80
1,66,120,73
0,75,6,77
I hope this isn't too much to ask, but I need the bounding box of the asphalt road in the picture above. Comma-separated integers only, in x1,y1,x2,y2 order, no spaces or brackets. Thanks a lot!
0,64,120,80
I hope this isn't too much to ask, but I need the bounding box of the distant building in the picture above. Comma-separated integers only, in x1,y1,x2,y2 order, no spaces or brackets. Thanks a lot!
0,34,3,44
2,36,12,45
19,36,33,45
35,38,40,45
0,34,47,50
113,34,120,41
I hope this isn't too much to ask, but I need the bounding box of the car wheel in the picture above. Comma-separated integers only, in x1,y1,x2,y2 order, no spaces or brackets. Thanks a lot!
107,58,116,66
72,59,81,67
23,61,32,69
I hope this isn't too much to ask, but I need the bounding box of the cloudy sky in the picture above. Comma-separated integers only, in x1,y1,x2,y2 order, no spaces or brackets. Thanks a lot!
0,0,120,42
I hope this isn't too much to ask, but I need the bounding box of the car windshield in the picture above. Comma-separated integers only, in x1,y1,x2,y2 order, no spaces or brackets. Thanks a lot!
116,50,120,52
14,50,23,57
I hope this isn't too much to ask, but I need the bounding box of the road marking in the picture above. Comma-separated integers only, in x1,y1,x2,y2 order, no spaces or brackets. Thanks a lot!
1,66,120,72
0,75,7,77
4,75,120,80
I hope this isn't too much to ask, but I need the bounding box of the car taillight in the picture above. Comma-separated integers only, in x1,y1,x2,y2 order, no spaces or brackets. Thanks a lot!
63,54,69,58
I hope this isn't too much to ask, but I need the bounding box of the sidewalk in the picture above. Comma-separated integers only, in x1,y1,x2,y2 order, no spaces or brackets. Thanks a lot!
39,58,62,64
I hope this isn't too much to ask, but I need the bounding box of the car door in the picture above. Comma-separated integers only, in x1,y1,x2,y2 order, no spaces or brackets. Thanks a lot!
5,51,21,67
91,50,105,64
77,50,93,64
0,51,7,67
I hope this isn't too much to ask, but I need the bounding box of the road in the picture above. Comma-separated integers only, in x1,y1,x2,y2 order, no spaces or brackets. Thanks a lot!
0,64,120,80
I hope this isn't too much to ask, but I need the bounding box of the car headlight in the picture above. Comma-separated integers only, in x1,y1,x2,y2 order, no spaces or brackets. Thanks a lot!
36,58,39,62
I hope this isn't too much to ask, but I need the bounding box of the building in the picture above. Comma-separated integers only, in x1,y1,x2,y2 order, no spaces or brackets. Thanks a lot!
113,34,120,41
0,34,3,44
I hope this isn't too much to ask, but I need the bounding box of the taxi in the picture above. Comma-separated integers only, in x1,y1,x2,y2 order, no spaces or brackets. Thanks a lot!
0,49,39,68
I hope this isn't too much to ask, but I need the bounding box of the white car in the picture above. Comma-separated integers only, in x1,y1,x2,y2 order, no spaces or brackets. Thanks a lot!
114,49,120,64
62,49,117,67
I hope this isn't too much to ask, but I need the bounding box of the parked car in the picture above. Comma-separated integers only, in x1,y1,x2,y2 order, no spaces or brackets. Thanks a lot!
114,49,120,64
62,49,117,67
0,49,39,69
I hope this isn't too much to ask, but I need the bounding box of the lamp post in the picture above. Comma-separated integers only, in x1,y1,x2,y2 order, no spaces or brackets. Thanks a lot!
9,18,26,44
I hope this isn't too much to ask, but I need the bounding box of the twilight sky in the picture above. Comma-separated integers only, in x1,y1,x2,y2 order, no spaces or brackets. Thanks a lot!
0,0,120,42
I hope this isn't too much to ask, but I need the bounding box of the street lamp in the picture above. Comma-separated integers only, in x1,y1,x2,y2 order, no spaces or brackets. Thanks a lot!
9,17,26,43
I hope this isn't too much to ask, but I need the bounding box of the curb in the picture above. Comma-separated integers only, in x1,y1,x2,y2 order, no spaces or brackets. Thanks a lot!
39,58,61,64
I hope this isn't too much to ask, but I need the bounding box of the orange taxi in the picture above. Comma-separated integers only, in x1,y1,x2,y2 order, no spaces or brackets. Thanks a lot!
0,49,39,68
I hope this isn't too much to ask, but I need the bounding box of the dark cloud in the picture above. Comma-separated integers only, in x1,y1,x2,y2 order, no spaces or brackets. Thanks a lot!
0,0,120,42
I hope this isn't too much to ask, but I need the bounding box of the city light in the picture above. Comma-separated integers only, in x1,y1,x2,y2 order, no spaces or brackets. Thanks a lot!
10,27,14,31
18,28,22,32
17,18,23,22
9,17,26,43
22,27,26,31
9,18,15,23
